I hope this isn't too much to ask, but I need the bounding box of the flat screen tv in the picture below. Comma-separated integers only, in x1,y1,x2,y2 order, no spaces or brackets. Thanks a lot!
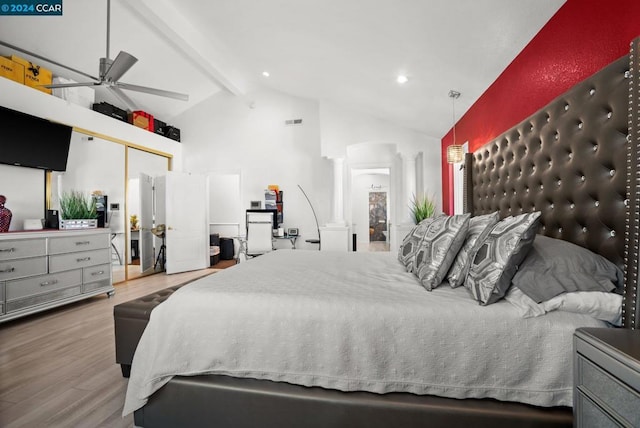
0,105,73,171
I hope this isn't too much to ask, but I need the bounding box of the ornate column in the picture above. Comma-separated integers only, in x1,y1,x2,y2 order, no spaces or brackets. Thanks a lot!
321,157,348,251
329,157,346,226
402,152,418,224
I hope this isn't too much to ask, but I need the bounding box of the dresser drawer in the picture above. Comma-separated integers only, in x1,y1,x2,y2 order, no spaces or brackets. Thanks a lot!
575,390,620,428
49,249,111,273
84,279,112,294
576,354,640,426
0,256,47,281
6,269,82,301
48,233,109,255
0,238,46,261
83,263,111,283
6,285,82,313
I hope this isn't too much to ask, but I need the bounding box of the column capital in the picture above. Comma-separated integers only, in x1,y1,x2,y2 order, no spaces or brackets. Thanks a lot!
327,156,345,163
400,151,419,162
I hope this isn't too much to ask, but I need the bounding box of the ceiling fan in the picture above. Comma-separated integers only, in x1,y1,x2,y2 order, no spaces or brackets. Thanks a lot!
0,0,188,110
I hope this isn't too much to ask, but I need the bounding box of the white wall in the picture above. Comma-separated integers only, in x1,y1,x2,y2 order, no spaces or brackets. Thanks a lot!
319,101,437,158
173,88,331,249
320,101,442,223
0,164,44,231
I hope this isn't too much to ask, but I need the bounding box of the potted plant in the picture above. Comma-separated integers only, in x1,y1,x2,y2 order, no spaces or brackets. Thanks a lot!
59,190,98,229
409,193,436,224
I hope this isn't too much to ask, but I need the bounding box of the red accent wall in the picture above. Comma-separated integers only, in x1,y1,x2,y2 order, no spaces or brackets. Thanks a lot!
441,0,640,214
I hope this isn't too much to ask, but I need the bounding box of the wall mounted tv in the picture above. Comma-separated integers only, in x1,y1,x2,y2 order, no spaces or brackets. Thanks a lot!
0,105,73,171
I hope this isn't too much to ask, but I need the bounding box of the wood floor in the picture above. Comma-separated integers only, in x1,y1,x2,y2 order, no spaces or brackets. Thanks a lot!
0,268,216,428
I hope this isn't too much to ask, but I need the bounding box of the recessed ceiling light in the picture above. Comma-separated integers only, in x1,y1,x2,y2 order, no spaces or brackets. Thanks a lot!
262,71,270,77
396,75,408,84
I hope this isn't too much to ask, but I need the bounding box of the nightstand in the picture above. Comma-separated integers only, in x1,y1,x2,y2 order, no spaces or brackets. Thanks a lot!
573,328,640,427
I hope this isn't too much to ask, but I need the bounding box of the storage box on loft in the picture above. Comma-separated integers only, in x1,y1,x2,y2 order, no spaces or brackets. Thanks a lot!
0,57,25,84
129,110,154,132
51,77,95,108
11,55,52,94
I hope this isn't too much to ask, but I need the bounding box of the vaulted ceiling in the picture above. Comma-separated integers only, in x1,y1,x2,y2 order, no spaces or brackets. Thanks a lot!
0,0,565,139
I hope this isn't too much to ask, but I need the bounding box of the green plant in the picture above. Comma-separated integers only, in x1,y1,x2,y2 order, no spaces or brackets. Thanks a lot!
59,191,97,220
409,194,436,224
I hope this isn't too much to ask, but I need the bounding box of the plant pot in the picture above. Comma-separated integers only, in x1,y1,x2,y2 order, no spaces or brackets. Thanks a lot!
59,219,98,230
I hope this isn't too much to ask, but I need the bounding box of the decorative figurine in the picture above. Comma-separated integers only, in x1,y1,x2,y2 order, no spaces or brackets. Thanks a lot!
0,195,12,232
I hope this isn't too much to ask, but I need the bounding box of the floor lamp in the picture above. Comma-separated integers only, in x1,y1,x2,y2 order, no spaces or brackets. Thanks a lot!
297,184,321,250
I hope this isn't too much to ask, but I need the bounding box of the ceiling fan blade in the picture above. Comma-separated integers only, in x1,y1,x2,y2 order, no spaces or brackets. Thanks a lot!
0,39,99,81
116,82,189,101
43,82,101,89
103,51,138,82
109,87,138,111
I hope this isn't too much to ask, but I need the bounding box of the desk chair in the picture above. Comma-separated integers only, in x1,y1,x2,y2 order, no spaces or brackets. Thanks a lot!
245,211,274,258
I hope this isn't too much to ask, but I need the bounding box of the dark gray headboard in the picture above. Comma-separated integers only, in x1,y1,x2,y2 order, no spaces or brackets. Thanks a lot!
464,37,640,329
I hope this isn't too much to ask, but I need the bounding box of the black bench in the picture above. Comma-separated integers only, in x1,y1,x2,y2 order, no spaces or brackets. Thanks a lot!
113,284,185,377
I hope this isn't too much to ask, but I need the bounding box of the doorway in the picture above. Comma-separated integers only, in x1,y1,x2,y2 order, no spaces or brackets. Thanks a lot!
369,191,388,249
125,148,169,281
351,168,391,252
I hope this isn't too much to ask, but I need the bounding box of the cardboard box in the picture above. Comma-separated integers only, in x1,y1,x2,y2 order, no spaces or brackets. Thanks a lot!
129,110,154,132
0,56,25,84
51,77,95,108
11,55,52,94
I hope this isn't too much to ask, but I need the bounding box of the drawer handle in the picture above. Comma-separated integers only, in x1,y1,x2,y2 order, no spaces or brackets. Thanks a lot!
75,241,91,246
91,270,105,276
0,267,15,273
40,280,59,287
0,247,16,253
77,257,91,262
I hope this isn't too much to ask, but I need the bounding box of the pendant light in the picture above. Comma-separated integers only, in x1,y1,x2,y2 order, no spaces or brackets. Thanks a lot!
446,90,463,163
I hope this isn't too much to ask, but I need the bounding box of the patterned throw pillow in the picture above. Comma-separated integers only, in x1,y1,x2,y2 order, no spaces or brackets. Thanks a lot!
465,211,542,305
414,214,471,291
398,216,440,272
446,211,500,288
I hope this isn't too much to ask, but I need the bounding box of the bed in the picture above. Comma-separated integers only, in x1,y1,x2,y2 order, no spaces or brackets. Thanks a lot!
124,38,640,427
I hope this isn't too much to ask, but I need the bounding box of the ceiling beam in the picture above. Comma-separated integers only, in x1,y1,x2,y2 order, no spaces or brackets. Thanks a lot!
117,0,246,97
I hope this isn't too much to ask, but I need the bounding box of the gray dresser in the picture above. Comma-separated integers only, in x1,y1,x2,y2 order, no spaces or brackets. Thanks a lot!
0,229,114,323
573,328,640,427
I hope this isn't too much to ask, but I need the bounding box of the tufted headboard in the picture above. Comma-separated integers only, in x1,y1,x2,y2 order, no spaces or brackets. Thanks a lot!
464,37,640,329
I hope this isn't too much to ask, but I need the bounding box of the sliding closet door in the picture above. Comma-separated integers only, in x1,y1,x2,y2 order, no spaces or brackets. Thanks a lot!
139,173,155,275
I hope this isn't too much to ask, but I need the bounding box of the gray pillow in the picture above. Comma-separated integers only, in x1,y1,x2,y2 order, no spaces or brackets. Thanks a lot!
398,216,440,272
446,211,500,288
414,214,471,291
511,234,624,303
466,211,541,305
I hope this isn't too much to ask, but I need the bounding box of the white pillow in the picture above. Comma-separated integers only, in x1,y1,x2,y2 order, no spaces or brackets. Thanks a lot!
504,286,622,325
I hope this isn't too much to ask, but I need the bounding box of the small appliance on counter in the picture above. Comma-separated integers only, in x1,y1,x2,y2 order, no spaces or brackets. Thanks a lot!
45,209,59,229
23,219,44,230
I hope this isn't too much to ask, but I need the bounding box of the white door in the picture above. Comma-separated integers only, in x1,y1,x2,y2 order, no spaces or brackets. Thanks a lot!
164,171,208,274
139,173,155,274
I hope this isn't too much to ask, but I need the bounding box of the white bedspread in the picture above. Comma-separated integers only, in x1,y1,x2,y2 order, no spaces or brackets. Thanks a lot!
123,250,606,415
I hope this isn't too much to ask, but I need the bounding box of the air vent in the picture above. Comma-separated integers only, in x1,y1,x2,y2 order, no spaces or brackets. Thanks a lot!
285,119,303,126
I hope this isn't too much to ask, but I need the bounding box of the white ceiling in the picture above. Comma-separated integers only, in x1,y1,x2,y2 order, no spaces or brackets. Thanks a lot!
0,0,565,139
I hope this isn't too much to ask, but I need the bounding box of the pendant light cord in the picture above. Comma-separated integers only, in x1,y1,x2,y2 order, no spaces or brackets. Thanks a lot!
449,90,461,145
